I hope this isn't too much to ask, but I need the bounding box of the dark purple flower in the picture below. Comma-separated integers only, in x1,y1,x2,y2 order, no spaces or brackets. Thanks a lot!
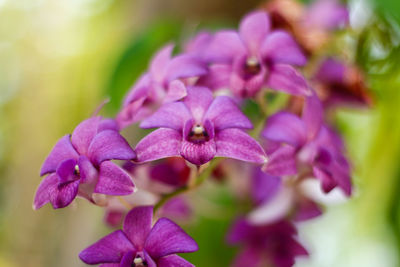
33,117,136,209
202,10,308,97
313,57,371,107
117,44,208,129
227,218,308,267
134,86,267,166
80,206,198,267
261,93,352,196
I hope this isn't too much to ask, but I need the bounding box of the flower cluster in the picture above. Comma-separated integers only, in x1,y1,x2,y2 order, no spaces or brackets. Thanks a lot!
34,1,370,266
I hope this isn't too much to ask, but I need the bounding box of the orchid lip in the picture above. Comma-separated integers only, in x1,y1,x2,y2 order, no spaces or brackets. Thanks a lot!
188,124,209,143
132,256,147,266
245,56,261,75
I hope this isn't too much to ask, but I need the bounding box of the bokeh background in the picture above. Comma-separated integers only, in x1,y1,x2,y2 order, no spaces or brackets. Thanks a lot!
1,0,400,266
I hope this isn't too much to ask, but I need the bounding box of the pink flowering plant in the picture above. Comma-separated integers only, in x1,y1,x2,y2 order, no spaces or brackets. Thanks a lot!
34,1,370,266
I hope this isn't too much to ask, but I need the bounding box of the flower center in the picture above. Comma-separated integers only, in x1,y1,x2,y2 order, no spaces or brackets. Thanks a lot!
245,56,261,75
73,164,80,176
132,256,148,267
189,124,209,143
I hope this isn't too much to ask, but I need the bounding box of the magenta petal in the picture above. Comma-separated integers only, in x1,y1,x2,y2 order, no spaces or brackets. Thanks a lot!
144,218,198,259
49,179,80,209
88,130,136,166
40,135,79,176
94,161,134,195
267,64,310,96
123,206,153,251
98,118,119,132
263,146,297,176
232,247,262,267
150,44,173,82
165,55,208,82
135,129,181,163
205,30,247,63
262,112,307,148
78,155,98,184
215,129,267,164
158,255,194,267
56,158,78,184
79,230,135,264
197,64,231,90
204,96,253,130
71,117,101,155
140,102,191,131
180,139,216,166
305,0,349,30
144,252,157,267
303,92,323,141
164,80,188,103
99,264,120,267
120,251,135,267
183,86,214,122
239,11,270,55
33,173,59,210
313,166,337,193
294,198,323,222
252,169,281,205
261,30,306,66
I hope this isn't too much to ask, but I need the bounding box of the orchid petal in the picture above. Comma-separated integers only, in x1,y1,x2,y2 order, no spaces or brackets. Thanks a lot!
150,44,173,82
79,230,135,264
135,129,181,163
49,179,80,209
56,158,78,184
232,247,262,267
33,173,59,210
140,102,191,131
165,55,208,82
303,91,323,141
164,80,187,103
252,169,281,205
267,64,310,96
204,30,247,63
94,161,134,195
88,130,136,166
197,64,231,90
261,30,306,66
123,206,153,251
215,129,267,164
204,96,253,130
78,155,98,184
71,117,101,155
239,11,271,55
183,86,214,122
145,218,198,259
262,112,307,148
40,135,78,176
180,139,216,166
262,146,297,176
158,255,195,267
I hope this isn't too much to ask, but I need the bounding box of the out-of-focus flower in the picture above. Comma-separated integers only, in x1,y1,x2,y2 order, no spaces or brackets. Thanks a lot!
249,169,322,225
33,117,136,209
201,11,308,97
265,0,349,53
262,93,352,195
184,31,213,61
227,218,308,267
80,206,198,267
135,86,267,166
312,57,372,107
117,44,208,129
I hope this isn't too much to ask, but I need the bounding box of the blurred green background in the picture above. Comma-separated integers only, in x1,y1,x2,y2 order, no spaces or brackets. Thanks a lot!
0,0,400,266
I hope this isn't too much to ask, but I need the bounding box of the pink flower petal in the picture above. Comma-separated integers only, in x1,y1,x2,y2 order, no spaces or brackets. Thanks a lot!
239,11,271,55
123,206,153,251
95,161,135,195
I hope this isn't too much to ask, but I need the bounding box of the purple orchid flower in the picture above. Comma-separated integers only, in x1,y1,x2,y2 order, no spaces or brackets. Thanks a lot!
33,117,136,209
313,57,371,107
117,44,208,129
134,85,267,166
202,10,308,97
80,206,198,267
261,92,352,196
227,218,308,267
